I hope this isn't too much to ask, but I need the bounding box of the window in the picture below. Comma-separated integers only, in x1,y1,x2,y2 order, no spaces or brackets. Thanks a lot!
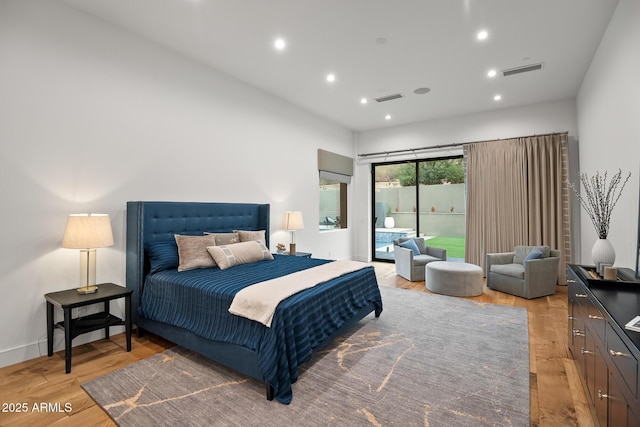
320,175,347,230
318,149,353,231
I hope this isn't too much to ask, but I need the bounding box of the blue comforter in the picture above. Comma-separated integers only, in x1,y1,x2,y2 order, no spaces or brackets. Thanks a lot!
140,255,383,403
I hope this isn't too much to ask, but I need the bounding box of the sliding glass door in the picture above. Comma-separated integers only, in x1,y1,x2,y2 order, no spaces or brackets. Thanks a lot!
372,157,465,262
373,162,417,260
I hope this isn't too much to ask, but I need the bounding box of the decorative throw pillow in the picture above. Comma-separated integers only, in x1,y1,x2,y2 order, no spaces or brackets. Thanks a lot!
234,229,266,243
174,234,217,271
145,240,179,274
399,239,421,256
207,240,273,270
523,248,544,264
203,232,240,245
514,245,550,264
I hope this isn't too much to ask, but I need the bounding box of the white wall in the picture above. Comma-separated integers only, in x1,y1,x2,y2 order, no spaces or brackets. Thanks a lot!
576,0,640,270
353,99,579,261
0,0,354,367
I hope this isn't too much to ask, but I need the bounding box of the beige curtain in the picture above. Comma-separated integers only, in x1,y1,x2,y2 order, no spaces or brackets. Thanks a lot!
464,133,570,284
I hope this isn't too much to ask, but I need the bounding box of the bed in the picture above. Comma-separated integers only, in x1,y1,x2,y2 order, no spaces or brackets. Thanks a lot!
125,201,383,404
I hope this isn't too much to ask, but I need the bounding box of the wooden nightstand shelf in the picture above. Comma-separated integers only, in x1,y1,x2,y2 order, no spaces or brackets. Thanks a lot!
45,283,132,373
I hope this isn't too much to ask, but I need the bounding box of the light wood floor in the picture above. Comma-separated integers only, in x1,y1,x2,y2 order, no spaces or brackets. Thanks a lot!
0,262,594,426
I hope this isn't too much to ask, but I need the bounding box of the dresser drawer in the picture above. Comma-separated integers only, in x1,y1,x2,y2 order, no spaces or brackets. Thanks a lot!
567,275,584,298
583,294,606,344
568,281,589,314
571,281,606,343
607,323,638,399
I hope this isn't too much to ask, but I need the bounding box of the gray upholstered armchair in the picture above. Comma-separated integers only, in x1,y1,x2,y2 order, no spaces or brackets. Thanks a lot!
486,245,560,299
393,237,447,281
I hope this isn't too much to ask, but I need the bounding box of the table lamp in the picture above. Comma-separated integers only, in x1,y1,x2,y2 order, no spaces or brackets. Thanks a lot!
61,213,114,294
281,211,304,255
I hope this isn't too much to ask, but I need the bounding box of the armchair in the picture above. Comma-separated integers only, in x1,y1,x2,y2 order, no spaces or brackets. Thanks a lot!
393,237,447,281
486,245,560,299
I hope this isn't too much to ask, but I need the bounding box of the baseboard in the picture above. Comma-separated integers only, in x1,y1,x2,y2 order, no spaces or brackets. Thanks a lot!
0,327,125,369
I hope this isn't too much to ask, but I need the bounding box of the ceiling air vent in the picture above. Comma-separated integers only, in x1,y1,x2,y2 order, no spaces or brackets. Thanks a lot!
375,93,404,103
502,62,544,77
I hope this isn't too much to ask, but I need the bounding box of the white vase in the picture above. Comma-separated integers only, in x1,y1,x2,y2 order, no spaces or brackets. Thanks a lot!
591,238,615,273
384,216,395,229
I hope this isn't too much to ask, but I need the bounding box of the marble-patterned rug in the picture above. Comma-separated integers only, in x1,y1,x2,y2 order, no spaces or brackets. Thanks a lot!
82,286,529,426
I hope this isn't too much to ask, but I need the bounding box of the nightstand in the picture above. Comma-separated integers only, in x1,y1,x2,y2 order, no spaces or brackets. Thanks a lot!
45,283,132,373
277,251,312,258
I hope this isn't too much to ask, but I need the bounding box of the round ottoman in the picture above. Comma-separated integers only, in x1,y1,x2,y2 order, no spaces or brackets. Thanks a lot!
426,261,483,297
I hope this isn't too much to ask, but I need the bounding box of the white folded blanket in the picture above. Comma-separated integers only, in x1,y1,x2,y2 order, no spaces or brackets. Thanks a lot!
228,260,370,327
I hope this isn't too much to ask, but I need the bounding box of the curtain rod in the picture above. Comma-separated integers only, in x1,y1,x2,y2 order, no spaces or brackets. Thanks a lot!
357,131,568,158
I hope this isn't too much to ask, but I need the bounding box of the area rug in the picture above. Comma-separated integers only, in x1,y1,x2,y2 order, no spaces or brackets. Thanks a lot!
82,286,529,426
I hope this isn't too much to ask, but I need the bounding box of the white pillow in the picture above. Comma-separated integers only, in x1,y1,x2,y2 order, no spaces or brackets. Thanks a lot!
207,241,273,270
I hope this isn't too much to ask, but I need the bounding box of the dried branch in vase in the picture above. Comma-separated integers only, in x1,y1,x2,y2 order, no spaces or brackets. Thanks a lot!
569,169,631,239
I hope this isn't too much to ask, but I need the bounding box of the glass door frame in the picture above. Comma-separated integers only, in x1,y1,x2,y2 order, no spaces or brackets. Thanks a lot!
371,160,417,262
371,155,463,262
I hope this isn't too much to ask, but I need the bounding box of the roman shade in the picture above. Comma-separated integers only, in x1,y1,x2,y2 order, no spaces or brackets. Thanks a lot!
318,149,353,184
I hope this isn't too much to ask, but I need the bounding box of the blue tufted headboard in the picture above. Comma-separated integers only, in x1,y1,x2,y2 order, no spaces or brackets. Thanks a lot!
126,201,270,324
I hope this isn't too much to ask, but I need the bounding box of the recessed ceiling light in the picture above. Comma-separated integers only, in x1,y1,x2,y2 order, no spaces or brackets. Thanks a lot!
274,38,286,50
494,94,502,101
413,87,431,95
477,30,488,40
326,73,336,83
487,69,497,77
360,97,368,104
385,115,391,120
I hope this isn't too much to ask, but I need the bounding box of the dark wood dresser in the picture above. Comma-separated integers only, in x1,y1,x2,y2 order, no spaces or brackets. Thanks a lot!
567,264,640,426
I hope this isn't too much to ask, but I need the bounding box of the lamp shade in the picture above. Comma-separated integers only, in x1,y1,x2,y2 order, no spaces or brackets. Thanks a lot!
281,211,304,231
61,213,114,249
